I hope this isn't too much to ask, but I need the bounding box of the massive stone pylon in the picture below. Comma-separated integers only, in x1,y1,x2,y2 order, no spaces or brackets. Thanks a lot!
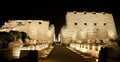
60,11,118,44
0,20,55,44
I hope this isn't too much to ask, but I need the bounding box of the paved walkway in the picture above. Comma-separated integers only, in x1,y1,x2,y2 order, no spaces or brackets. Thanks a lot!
39,45,96,62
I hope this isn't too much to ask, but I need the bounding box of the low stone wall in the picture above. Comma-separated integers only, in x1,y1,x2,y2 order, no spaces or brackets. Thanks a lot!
70,43,102,58
12,44,49,59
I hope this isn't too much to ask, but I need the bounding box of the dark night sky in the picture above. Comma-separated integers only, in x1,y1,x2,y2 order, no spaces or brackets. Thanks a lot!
0,0,120,36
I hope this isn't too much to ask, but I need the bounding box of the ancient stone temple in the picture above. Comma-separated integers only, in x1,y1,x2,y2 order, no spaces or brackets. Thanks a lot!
0,20,55,59
0,20,55,44
60,11,118,44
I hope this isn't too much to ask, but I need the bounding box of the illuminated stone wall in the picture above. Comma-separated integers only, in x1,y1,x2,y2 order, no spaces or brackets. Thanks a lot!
61,26,77,44
1,20,55,44
61,11,118,44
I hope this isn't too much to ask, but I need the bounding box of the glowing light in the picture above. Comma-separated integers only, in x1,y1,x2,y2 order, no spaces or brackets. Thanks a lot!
75,46,80,50
81,48,87,53
96,59,98,62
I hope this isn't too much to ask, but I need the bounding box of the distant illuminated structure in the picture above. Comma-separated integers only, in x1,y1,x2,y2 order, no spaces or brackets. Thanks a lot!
0,20,55,44
60,11,118,44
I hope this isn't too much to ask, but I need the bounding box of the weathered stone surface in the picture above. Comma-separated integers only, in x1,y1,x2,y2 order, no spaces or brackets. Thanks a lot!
0,20,55,44
61,11,118,44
